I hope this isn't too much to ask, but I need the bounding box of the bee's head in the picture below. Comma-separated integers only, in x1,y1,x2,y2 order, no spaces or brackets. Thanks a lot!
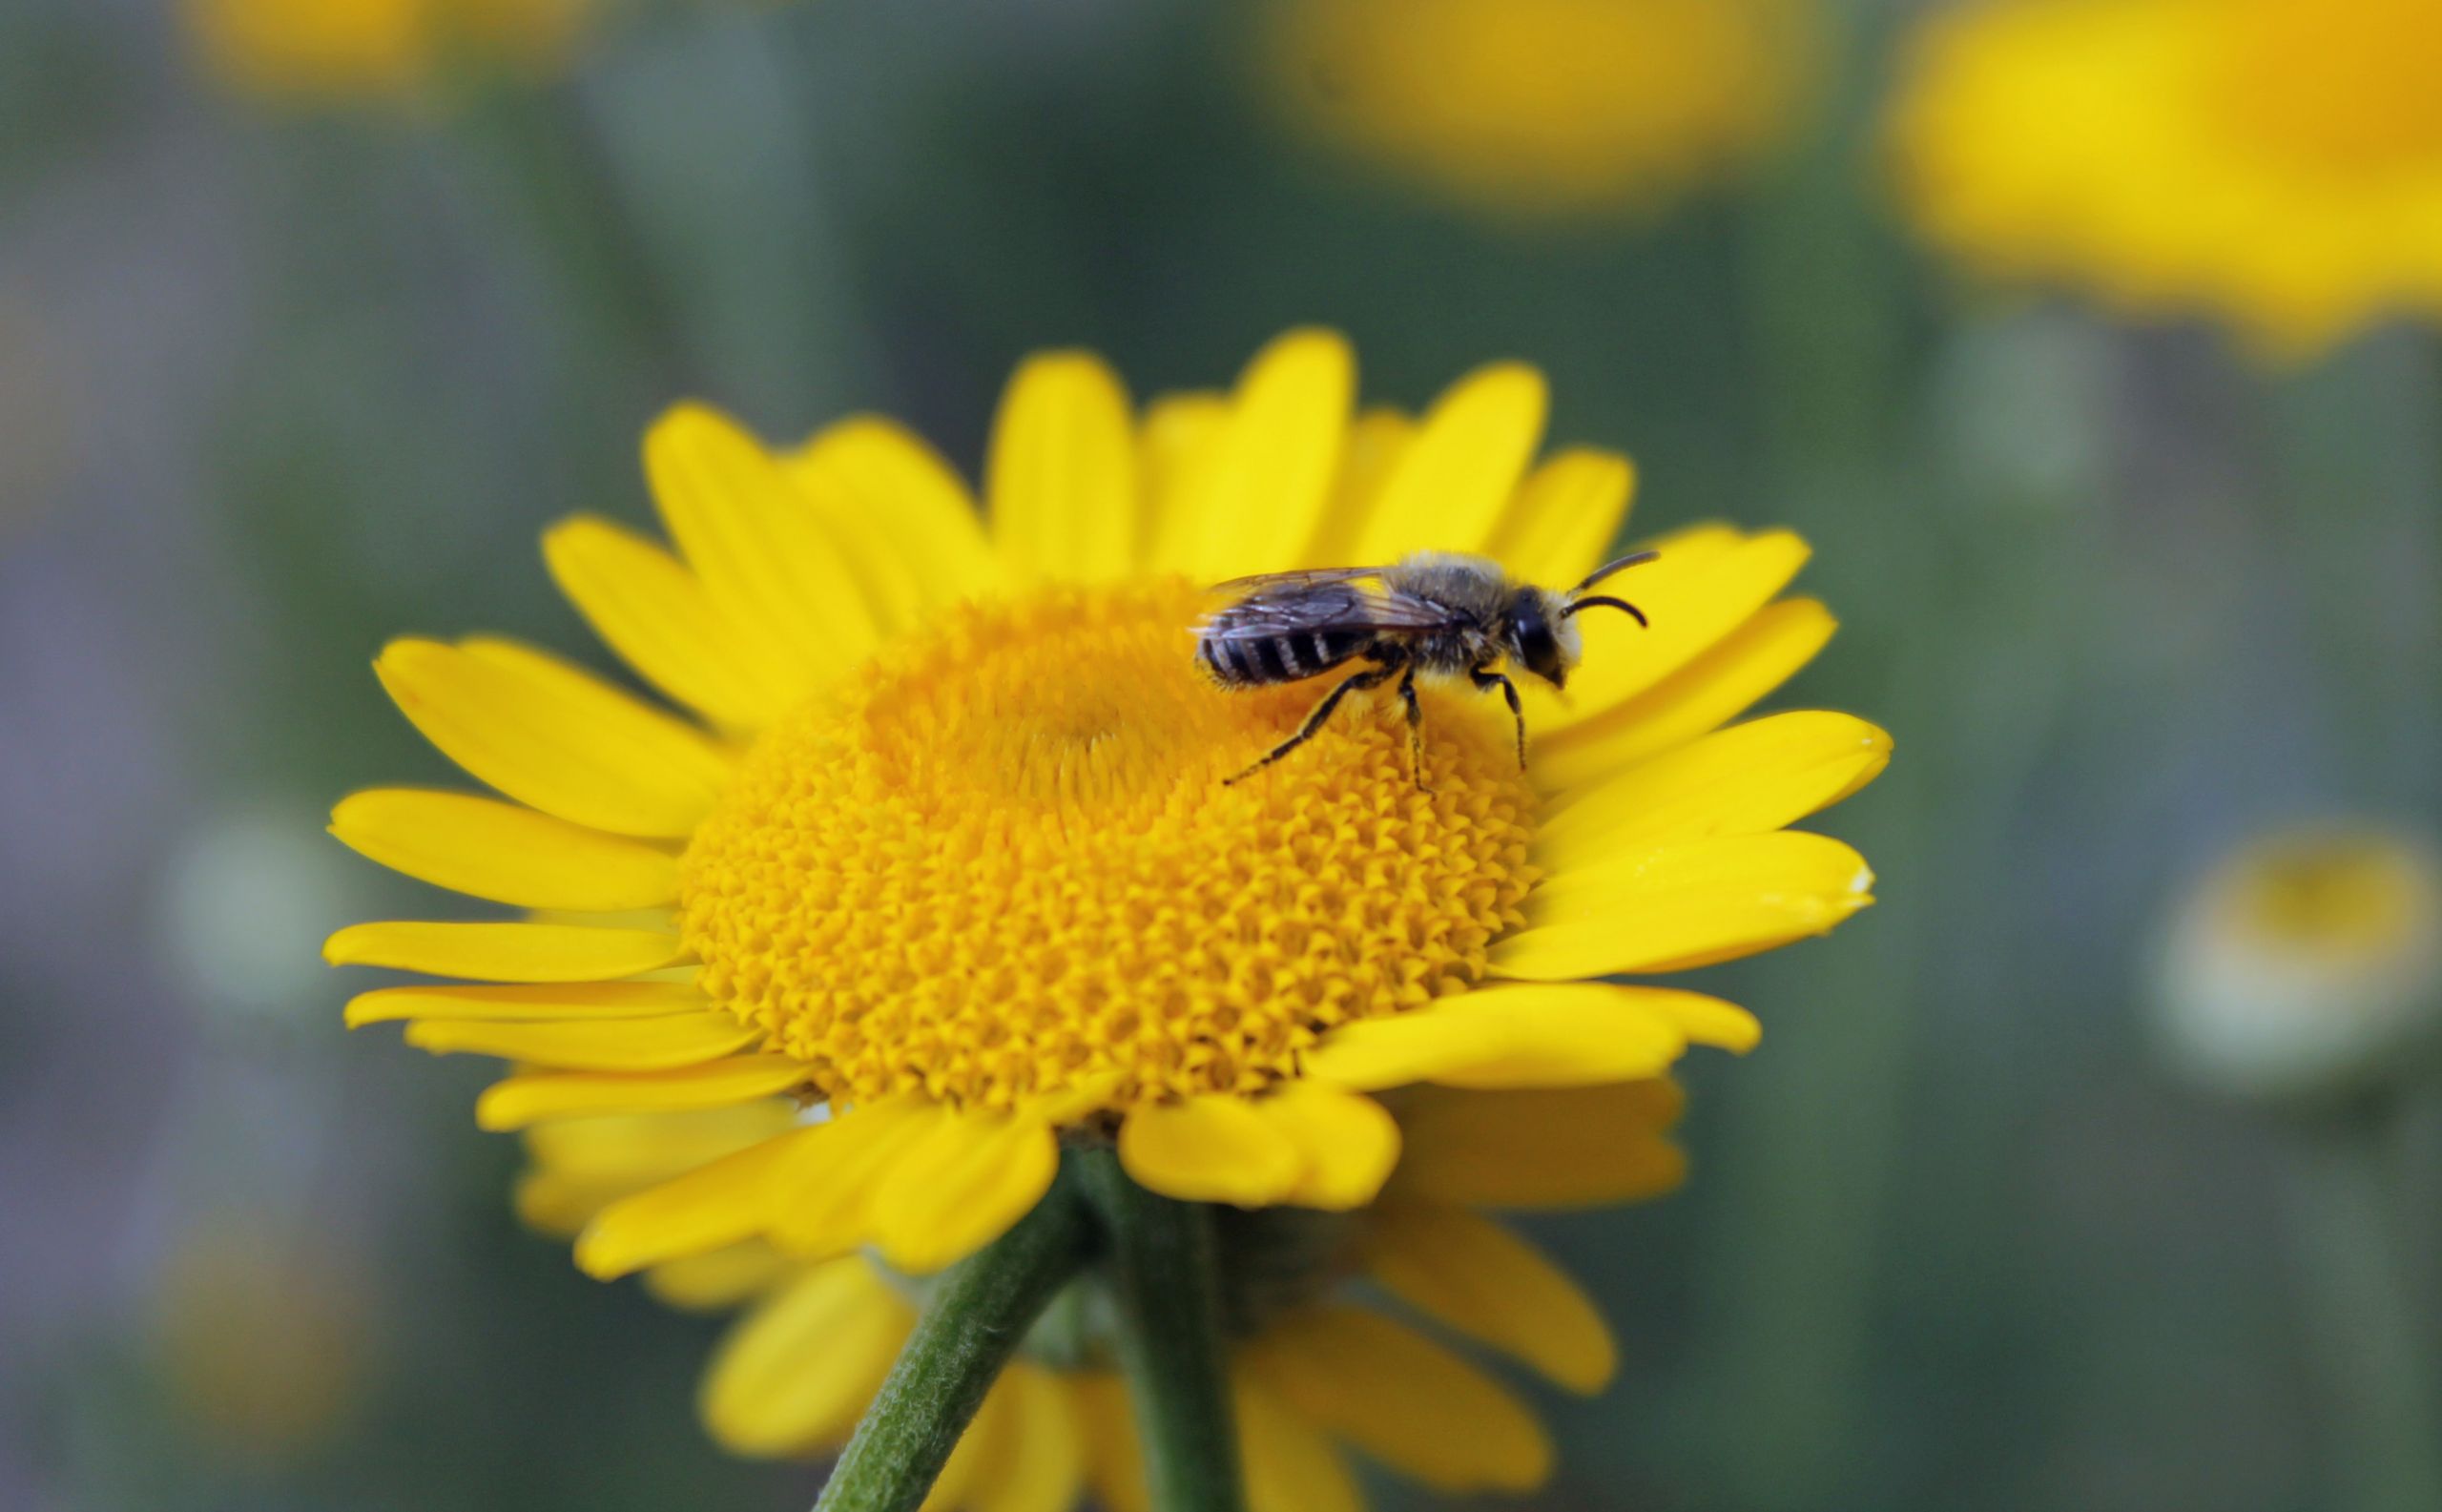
1504,587,1582,690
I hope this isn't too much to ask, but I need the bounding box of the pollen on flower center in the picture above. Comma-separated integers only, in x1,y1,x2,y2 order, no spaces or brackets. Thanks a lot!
677,579,1539,1111
2210,0,2442,174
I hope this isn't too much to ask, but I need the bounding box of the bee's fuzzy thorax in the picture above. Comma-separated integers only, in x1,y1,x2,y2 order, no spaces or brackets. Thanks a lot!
1383,550,1512,620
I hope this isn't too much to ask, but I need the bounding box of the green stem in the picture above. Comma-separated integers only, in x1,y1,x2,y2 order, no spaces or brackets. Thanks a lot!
811,1170,1091,1512
1077,1149,1247,1512
2282,1099,2442,1512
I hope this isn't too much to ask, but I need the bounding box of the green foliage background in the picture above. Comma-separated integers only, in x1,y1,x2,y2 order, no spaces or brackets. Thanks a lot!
4,3,2437,1510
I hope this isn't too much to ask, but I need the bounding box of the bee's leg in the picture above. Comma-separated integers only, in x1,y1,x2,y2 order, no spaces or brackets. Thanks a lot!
1396,664,1432,793
1470,666,1527,768
1225,663,1395,784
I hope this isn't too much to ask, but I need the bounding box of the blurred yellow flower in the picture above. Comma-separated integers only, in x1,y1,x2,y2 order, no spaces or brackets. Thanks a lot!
152,1220,376,1463
186,0,590,100
517,1082,1690,1507
2156,824,2442,1104
327,329,1883,1290
1889,0,2442,360
1263,0,1813,217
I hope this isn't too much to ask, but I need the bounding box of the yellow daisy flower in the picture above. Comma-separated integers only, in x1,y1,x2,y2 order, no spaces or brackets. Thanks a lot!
515,1082,1692,1509
186,0,590,100
327,329,1886,1287
1261,0,1813,217
1888,0,2442,359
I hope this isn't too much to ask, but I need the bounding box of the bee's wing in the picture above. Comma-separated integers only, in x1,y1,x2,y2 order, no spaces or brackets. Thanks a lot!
1205,566,1391,593
1197,581,1453,639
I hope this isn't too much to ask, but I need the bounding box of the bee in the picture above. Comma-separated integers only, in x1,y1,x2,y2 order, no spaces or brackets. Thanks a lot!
1196,549,1656,786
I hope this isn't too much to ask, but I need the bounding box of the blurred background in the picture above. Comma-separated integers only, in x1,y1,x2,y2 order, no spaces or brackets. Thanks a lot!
5,1,2439,1509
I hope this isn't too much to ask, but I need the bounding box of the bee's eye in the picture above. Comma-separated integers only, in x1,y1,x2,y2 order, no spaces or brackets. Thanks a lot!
1511,607,1562,683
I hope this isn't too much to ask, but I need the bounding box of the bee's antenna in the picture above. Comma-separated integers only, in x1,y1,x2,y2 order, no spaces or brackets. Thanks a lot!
1562,595,1647,627
1567,550,1658,597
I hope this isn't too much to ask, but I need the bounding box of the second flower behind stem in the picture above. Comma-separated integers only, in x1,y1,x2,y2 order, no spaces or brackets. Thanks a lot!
1078,1149,1248,1512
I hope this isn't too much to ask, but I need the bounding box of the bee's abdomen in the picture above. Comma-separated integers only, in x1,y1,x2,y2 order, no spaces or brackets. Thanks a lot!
1198,627,1371,687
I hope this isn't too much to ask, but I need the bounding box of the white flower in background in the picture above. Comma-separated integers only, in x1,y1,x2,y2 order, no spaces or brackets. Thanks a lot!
2155,823,2442,1105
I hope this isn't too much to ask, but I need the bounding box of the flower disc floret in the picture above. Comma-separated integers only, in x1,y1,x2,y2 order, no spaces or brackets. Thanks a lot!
679,580,1539,1110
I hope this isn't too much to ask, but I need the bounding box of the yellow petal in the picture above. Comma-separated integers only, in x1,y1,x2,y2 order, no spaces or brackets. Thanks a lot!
1247,1082,1399,1210
344,980,705,1027
1303,1005,1514,1091
1246,1307,1551,1492
575,1127,812,1278
1349,362,1547,564
1483,448,1636,588
1499,831,1874,979
1117,1095,1305,1207
644,403,880,675
989,351,1137,582
776,459,927,638
1235,1375,1363,1512
524,1102,799,1180
1534,528,1812,734
700,1258,909,1457
1628,520,1744,570
1295,406,1418,566
1023,1068,1127,1128
1636,991,1762,1052
1538,712,1891,869
323,920,687,982
1073,1373,1149,1512
1534,596,1840,791
765,1097,943,1257
542,515,799,732
789,416,1001,622
1393,1083,1687,1210
1420,990,1730,1087
511,1170,632,1233
1364,1201,1615,1393
475,1056,809,1129
867,1110,1060,1275
405,1012,764,1072
374,635,731,838
1170,329,1355,580
972,1364,1086,1512
1534,828,1871,908
1139,391,1231,569
329,789,678,910
644,1243,796,1312
1307,982,1697,1091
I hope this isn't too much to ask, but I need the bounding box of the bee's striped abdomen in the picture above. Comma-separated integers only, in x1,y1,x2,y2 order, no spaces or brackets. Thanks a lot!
1197,623,1371,687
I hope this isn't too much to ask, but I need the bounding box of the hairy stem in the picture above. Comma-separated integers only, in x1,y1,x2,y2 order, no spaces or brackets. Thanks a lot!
810,1170,1090,1512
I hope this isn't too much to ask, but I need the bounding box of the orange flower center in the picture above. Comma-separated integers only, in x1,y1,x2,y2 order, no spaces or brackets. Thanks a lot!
677,580,1538,1111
